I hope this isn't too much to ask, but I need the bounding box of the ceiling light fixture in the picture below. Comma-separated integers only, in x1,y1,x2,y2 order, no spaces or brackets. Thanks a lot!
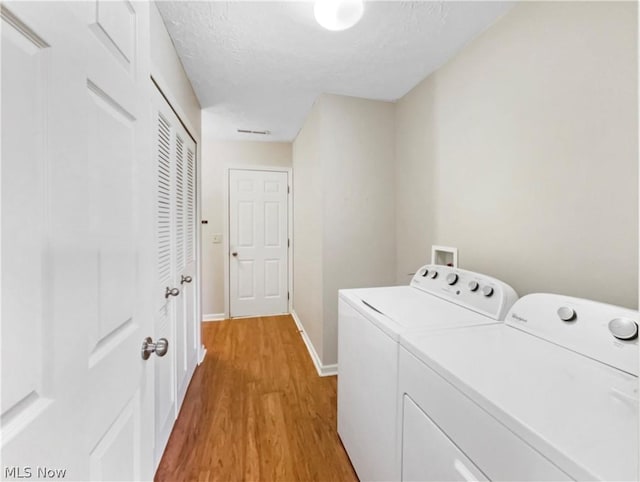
314,0,364,31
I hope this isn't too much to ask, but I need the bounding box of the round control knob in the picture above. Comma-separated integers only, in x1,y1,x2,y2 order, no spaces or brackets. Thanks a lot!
468,281,479,292
428,270,438,279
608,318,639,341
481,286,494,297
421,268,429,277
446,273,458,285
557,307,576,322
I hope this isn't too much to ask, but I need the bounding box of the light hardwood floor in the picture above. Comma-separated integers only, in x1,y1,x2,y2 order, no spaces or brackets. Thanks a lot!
155,315,358,482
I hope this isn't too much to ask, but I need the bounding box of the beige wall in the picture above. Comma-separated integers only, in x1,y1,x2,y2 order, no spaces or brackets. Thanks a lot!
292,101,325,358
201,112,293,316
150,3,201,138
293,94,396,366
321,94,397,364
396,1,638,308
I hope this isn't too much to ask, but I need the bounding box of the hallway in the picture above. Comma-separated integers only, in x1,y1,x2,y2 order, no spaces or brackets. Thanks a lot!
155,316,358,482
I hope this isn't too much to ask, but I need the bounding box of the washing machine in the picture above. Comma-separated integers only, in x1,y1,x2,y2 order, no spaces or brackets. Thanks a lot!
337,264,518,481
399,293,639,481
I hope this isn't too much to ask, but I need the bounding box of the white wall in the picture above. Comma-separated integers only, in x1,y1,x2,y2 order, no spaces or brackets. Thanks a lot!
150,3,201,139
201,111,293,318
396,0,638,308
293,94,396,367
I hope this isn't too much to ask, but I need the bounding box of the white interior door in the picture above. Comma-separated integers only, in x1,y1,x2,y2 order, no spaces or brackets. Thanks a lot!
229,169,289,318
152,86,199,467
1,1,154,481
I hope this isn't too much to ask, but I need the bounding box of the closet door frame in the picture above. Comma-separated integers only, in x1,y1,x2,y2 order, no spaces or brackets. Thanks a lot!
150,76,202,469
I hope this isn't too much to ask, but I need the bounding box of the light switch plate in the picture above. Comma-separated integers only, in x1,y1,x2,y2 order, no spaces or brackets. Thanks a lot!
212,234,223,244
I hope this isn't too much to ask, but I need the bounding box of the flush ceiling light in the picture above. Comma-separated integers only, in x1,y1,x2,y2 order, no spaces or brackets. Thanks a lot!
314,0,364,31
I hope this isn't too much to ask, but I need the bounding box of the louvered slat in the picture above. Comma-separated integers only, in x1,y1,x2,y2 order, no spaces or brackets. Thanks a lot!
186,148,195,263
175,136,185,272
157,114,172,284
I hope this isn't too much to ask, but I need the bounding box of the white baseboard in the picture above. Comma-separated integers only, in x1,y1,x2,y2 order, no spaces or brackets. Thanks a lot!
291,310,338,377
198,346,207,365
203,313,225,322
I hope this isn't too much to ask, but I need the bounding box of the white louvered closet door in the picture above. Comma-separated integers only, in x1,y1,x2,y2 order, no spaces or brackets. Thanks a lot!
152,85,199,467
177,133,198,407
154,103,177,467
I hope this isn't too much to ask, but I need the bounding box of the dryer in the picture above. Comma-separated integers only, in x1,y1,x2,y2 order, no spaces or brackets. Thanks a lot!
337,264,518,481
399,293,639,481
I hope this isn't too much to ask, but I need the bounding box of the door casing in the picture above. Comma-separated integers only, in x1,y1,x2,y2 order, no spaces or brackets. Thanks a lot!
224,166,293,319
150,79,202,470
148,74,205,366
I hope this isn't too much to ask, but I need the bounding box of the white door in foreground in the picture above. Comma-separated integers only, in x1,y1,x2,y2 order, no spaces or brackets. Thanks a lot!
229,170,289,317
1,2,154,480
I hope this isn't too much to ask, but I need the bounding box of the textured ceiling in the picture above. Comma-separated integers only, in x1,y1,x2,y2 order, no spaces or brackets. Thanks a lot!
156,1,514,141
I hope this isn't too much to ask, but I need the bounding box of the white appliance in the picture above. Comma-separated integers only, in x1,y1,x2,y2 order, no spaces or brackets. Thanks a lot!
337,264,518,481
399,293,639,481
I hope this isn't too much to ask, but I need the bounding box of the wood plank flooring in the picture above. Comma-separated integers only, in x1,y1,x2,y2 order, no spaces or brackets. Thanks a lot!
155,315,358,482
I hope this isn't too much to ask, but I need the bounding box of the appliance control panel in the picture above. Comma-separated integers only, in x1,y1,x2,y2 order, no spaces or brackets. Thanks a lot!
506,293,639,376
410,265,518,321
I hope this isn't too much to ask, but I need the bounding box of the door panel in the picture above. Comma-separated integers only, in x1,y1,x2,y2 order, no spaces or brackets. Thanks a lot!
174,135,187,405
1,4,47,419
87,79,136,345
229,170,289,317
153,104,178,465
178,140,198,406
184,145,198,384
1,5,59,469
89,393,141,481
85,2,151,479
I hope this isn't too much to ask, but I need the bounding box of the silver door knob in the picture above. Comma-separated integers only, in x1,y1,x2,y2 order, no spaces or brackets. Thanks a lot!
141,337,169,360
180,275,192,285
231,252,238,257
165,287,180,298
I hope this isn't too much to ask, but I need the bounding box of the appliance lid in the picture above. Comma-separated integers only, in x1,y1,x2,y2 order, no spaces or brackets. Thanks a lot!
340,285,496,333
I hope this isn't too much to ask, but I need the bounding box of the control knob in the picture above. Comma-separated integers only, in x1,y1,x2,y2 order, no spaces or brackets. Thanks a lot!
428,270,438,279
557,307,576,322
608,318,639,341
468,281,479,292
421,268,429,277
446,273,458,286
481,286,494,297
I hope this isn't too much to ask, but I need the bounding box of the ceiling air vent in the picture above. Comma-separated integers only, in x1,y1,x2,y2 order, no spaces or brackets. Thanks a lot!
237,129,271,135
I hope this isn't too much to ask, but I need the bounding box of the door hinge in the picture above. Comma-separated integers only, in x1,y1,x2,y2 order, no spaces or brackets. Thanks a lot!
288,238,290,248
288,292,290,300
287,185,290,194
